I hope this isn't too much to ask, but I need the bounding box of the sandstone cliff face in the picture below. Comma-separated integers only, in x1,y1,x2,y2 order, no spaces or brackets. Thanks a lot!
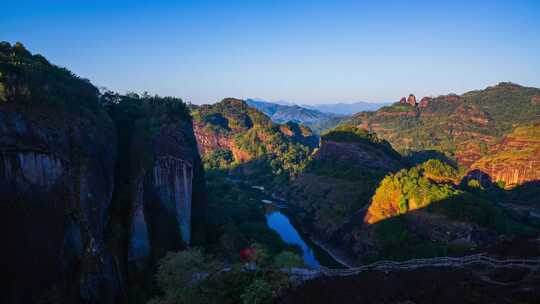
128,120,203,262
470,123,540,188
418,97,432,107
0,104,120,303
0,43,205,303
407,94,417,106
398,94,417,106
193,120,232,155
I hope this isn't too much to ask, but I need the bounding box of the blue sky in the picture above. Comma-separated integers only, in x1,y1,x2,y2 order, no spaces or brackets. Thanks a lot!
1,0,539,104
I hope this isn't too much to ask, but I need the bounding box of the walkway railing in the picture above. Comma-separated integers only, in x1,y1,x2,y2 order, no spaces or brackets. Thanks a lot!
284,254,540,280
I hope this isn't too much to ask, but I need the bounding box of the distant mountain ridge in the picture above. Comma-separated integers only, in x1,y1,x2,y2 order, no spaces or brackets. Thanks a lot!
303,101,391,115
246,99,345,133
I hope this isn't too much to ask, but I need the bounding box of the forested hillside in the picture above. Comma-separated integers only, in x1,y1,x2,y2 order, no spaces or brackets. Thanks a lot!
192,98,317,184
349,83,540,168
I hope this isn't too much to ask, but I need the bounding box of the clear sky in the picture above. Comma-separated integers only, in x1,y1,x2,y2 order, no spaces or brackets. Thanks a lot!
1,0,539,104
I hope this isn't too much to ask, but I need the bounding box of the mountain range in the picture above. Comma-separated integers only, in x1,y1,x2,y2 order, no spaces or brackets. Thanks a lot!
302,101,391,115
245,99,345,133
2,41,540,304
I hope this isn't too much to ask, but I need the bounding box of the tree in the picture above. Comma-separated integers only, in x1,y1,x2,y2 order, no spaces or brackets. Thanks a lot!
152,248,221,304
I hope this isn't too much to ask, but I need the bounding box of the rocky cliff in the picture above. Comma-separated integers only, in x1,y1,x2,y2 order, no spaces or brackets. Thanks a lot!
470,123,540,189
127,114,204,262
0,42,120,303
0,42,205,303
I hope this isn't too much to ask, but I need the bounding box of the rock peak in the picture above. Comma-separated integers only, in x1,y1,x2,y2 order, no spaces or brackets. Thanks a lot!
407,94,417,106
419,96,432,107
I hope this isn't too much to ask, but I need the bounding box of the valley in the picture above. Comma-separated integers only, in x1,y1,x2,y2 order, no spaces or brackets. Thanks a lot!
1,41,539,304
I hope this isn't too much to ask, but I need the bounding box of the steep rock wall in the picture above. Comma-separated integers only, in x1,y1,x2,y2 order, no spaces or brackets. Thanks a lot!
128,120,203,263
193,120,232,155
470,123,540,188
0,105,120,303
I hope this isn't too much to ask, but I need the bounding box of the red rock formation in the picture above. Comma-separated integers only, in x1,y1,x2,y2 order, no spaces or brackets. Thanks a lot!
193,121,232,155
419,97,432,108
407,94,417,106
470,123,540,188
531,95,540,105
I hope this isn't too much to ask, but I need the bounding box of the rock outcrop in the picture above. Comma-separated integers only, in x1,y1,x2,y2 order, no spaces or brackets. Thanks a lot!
398,94,417,106
407,94,417,106
0,107,121,303
128,118,203,262
193,120,233,155
0,45,121,303
418,96,432,107
470,123,540,188
0,42,205,303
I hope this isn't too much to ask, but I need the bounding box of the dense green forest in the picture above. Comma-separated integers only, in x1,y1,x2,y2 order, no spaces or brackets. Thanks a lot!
193,98,316,184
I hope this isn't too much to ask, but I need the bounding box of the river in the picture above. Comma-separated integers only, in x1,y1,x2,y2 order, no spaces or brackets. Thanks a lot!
265,208,321,268
259,199,346,269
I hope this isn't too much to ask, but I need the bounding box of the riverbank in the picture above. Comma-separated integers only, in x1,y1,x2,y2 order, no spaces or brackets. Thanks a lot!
243,181,355,268
308,237,354,268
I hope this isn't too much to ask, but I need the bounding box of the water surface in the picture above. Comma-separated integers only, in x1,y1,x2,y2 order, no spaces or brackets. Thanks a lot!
266,209,321,268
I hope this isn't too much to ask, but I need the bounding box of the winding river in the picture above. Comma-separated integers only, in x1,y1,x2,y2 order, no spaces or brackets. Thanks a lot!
247,185,346,269
265,208,321,268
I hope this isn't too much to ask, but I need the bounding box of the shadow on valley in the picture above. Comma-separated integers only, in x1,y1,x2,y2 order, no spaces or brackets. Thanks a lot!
358,168,540,263
404,149,458,168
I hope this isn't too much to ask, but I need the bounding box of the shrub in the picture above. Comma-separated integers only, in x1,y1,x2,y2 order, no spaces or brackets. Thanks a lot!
240,279,274,304
273,251,304,269
152,248,221,304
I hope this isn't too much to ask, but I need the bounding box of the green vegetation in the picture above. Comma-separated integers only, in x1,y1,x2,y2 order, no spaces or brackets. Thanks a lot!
203,149,234,170
194,98,315,183
321,124,402,160
150,248,296,304
346,83,540,164
150,248,222,304
419,159,460,183
379,102,416,113
365,217,447,262
103,91,194,255
272,251,304,269
306,158,386,182
366,164,460,223
192,172,301,262
364,159,539,262
322,124,380,144
233,125,311,178
0,41,100,111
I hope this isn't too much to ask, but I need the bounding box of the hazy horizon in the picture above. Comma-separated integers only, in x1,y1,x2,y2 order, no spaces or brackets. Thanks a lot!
2,0,539,105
